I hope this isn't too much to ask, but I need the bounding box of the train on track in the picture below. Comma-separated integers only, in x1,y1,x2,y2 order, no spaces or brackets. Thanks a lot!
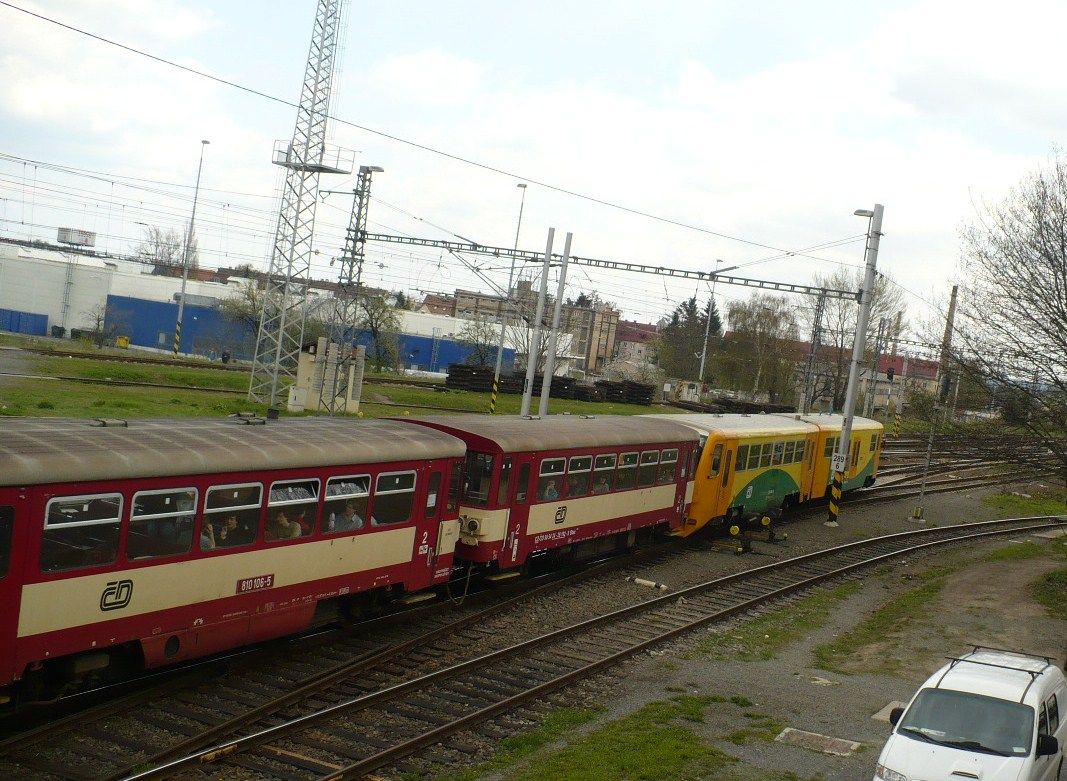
0,411,881,704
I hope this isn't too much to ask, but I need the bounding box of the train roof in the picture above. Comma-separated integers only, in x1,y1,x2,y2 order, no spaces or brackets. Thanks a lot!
0,416,466,487
644,412,882,438
402,414,700,453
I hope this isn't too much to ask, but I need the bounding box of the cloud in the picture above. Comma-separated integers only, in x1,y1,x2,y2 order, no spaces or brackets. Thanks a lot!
368,49,487,107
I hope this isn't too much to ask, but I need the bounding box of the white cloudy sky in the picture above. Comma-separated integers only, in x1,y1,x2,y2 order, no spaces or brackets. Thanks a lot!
0,0,1061,327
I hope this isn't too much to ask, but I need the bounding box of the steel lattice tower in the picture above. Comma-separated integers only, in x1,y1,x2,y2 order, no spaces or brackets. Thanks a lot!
318,165,381,414
249,0,350,406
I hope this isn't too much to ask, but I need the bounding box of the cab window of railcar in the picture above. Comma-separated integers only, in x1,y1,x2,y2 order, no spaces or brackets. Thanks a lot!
824,437,836,458
515,463,531,503
323,475,370,534
374,471,417,525
202,484,261,550
784,441,795,463
464,453,494,507
869,433,878,452
0,506,13,579
267,479,319,542
709,444,723,477
771,442,785,466
426,472,443,518
735,445,748,472
496,459,512,506
41,494,122,572
128,489,197,560
567,456,592,497
658,449,679,483
799,440,810,463
638,450,659,487
615,452,638,490
759,443,773,469
537,458,565,502
593,454,616,493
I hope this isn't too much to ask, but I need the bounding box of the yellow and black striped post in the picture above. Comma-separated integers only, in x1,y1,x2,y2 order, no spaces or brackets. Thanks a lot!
172,321,182,356
489,377,499,414
893,410,901,438
826,471,843,526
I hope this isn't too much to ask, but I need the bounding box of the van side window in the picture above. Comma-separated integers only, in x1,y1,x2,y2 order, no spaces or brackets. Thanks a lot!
1049,694,1059,732
1039,703,1049,736
0,506,12,579
41,494,122,572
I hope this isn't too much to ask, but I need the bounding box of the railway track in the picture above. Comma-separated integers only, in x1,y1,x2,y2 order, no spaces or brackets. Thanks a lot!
0,537,689,779
35,515,1064,781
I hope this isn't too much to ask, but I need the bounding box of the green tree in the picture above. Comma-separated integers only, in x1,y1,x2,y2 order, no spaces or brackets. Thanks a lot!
359,296,401,372
655,296,721,381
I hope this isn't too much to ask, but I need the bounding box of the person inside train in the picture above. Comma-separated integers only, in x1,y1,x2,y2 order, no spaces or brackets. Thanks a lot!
290,508,312,537
266,510,295,541
200,521,215,550
329,500,364,532
214,514,240,546
592,475,611,494
541,479,560,501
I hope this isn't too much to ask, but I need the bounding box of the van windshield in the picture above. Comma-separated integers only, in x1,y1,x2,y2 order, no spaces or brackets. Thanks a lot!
898,689,1034,757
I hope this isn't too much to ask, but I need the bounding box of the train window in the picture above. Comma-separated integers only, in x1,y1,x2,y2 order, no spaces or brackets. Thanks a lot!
515,463,531,504
747,445,762,471
323,475,370,534
616,452,639,490
869,434,878,453
538,458,566,502
593,454,616,493
759,443,773,469
659,449,679,483
772,442,785,466
497,459,512,505
128,488,197,560
567,456,592,497
721,449,732,486
266,479,319,542
374,471,417,525
41,494,123,572
801,441,810,463
784,441,795,463
824,437,836,458
638,450,660,487
464,452,494,507
709,444,723,477
448,462,462,512
203,484,261,550
0,506,12,579
687,448,697,480
735,445,749,472
426,471,443,517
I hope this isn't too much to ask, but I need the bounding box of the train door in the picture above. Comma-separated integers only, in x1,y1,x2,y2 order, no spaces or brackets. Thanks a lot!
0,495,25,694
704,437,732,518
502,455,533,567
428,465,459,581
801,434,818,501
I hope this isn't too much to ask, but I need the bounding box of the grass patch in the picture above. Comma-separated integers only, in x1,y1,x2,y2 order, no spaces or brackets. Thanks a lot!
1031,568,1067,621
492,696,735,781
813,566,957,674
983,490,1067,518
725,712,783,745
687,581,861,661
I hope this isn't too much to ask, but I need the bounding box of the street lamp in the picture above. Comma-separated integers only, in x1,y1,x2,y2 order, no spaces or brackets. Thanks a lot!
489,183,527,413
174,139,209,355
697,260,739,387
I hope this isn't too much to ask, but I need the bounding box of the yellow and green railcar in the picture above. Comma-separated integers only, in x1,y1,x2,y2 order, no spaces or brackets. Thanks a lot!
648,413,883,537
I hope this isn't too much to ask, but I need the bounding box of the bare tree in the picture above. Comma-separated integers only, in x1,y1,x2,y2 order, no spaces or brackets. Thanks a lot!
359,296,401,372
955,154,1067,490
138,225,198,272
81,303,129,348
457,314,498,367
717,294,799,402
604,359,663,387
798,269,906,409
507,318,570,374
218,280,327,354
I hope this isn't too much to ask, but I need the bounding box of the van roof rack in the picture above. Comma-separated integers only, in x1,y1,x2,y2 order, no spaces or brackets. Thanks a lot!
969,644,1053,663
936,650,1052,703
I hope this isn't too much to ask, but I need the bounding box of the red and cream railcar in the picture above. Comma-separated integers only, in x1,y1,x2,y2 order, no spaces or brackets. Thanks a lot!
0,416,465,700
401,416,700,571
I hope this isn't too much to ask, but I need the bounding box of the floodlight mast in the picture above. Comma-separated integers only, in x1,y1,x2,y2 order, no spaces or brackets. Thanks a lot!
826,204,884,528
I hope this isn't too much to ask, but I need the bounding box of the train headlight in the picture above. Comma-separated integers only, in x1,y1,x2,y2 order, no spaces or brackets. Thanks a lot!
461,516,481,535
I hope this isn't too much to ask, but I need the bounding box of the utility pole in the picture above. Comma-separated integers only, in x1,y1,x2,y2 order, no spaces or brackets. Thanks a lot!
800,290,827,413
538,233,572,417
490,183,527,413
520,228,554,416
173,139,209,356
827,204,884,528
913,283,957,521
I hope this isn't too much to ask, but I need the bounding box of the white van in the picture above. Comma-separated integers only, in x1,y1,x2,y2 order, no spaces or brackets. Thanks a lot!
875,647,1066,781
